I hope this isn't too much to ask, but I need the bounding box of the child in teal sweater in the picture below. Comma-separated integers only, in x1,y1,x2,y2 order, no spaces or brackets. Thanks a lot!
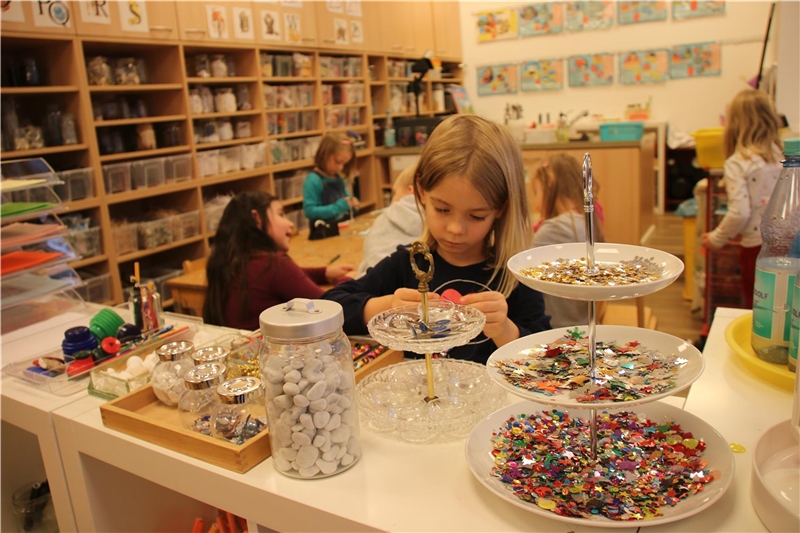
302,133,360,225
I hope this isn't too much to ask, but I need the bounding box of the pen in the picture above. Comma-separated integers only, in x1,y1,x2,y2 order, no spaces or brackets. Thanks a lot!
327,254,341,265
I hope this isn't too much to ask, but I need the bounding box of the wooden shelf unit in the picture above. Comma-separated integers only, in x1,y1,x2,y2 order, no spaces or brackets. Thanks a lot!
0,4,462,307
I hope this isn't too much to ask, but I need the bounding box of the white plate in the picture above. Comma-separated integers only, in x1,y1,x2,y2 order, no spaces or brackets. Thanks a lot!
508,243,684,301
465,400,735,529
487,325,704,409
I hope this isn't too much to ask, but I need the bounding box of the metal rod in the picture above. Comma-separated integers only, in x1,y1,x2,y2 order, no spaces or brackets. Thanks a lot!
410,241,437,402
583,153,600,460
590,407,598,460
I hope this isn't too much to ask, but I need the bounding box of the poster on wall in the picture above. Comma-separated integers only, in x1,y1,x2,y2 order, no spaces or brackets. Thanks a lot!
448,85,474,114
260,9,281,40
334,18,349,44
1,1,27,23
670,42,721,78
565,2,613,32
477,64,518,95
33,0,71,28
350,20,363,43
518,4,563,36
476,9,517,43
521,59,564,91
233,7,254,40
618,1,668,24
568,54,614,86
283,12,301,43
672,0,725,19
119,1,151,33
619,49,669,84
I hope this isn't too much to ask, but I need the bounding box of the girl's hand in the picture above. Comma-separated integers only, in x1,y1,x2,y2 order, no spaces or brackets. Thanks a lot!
325,264,355,283
346,197,360,209
701,232,723,250
391,288,440,309
461,291,519,346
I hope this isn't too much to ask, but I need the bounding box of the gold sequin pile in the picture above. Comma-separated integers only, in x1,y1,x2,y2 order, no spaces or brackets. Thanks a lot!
520,257,663,286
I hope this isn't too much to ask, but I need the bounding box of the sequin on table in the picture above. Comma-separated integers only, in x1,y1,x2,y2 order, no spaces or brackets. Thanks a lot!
520,257,663,286
490,410,715,521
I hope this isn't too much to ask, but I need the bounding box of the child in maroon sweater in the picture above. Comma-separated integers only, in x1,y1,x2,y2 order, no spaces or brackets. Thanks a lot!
203,191,353,330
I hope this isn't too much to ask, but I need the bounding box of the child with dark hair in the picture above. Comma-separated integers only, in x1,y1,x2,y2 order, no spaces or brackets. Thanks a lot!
203,191,353,329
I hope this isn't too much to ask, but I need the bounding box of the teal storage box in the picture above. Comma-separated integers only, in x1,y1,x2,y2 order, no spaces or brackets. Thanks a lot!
599,122,644,142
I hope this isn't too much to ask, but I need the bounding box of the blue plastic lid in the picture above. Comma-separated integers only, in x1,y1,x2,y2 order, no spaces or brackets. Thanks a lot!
784,138,800,157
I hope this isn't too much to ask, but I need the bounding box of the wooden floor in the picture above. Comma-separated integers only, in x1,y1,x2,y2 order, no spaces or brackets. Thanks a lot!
643,213,704,343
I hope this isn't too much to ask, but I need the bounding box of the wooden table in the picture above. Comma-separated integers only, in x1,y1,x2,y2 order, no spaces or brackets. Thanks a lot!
167,213,378,317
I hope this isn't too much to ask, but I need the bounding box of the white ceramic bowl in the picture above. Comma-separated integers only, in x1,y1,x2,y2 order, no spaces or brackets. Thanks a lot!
508,243,684,301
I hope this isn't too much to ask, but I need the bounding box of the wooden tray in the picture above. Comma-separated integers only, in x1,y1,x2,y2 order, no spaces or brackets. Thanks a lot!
100,348,404,473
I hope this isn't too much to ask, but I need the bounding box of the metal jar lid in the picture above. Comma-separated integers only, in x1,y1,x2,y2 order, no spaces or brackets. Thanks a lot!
217,377,263,404
184,363,227,390
155,340,194,362
191,346,229,365
259,298,344,340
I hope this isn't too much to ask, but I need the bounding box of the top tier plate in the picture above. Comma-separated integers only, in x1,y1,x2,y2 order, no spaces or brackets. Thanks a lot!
508,242,684,301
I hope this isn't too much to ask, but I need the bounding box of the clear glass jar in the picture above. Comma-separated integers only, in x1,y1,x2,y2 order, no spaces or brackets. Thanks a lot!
60,113,78,145
235,84,252,110
136,123,156,150
210,54,228,78
86,56,113,86
217,119,233,141
115,57,141,85
191,346,229,367
259,298,362,479
211,377,268,444
189,88,204,114
198,85,214,114
214,88,237,113
179,362,227,434
195,54,211,78
152,340,194,406
234,120,251,139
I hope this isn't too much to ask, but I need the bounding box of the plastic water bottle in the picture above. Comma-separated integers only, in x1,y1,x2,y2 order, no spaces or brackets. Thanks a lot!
752,138,800,364
790,269,800,372
384,110,396,148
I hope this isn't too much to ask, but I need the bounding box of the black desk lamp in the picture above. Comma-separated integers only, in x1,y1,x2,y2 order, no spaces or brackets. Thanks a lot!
410,56,433,117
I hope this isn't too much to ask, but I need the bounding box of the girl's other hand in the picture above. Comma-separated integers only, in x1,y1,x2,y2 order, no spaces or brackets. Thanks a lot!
461,291,517,345
325,264,355,283
391,288,440,309
701,232,723,250
347,197,360,209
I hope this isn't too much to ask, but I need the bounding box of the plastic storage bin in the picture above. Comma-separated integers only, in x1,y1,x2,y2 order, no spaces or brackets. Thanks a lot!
218,146,242,174
197,149,220,178
103,162,132,194
599,122,644,142
171,211,200,241
137,218,173,248
692,127,726,169
55,168,94,201
76,272,112,303
165,154,193,182
65,227,102,259
205,203,226,233
113,223,139,256
131,158,166,189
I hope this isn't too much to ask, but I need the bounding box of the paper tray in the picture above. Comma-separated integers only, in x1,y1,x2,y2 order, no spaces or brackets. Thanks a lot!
100,385,272,474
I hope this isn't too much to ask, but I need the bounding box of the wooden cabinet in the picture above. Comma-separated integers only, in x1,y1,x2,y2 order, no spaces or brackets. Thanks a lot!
0,0,76,35
254,2,318,48
315,1,364,51
73,0,179,41
407,2,434,59
431,1,462,60
373,1,433,59
377,2,405,55
176,1,255,43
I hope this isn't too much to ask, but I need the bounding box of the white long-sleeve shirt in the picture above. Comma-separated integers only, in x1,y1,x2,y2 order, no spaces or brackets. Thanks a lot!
707,147,783,249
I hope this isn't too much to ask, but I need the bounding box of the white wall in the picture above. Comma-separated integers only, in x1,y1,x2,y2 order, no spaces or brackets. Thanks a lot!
775,0,800,130
458,1,778,133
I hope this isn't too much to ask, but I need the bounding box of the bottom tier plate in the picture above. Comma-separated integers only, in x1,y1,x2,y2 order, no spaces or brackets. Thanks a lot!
465,400,735,528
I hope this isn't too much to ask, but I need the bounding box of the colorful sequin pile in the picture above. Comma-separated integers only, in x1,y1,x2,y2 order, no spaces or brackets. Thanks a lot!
490,410,717,521
492,328,685,402
520,256,663,286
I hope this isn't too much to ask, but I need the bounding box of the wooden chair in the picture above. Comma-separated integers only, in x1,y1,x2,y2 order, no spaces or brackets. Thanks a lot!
182,256,207,274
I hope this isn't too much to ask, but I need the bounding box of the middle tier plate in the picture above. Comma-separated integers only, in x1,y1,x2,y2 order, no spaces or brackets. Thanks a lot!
508,242,684,301
487,325,704,409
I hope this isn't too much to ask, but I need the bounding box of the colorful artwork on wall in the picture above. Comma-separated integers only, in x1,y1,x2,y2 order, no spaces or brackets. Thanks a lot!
521,59,564,91
518,3,563,36
672,0,725,19
618,1,668,24
477,64,519,95
568,54,614,86
565,1,614,32
476,9,518,42
619,49,669,84
669,42,721,78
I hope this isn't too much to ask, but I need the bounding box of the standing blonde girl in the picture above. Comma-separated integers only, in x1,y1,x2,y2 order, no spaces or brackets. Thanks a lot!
324,115,550,364
531,153,605,327
701,89,783,307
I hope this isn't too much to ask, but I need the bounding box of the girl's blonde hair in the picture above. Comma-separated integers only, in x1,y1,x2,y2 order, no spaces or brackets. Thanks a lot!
314,133,357,177
393,164,416,194
534,153,604,241
725,89,782,163
413,115,530,297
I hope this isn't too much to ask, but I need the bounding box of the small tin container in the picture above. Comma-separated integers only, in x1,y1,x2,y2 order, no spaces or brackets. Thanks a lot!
179,362,227,434
211,377,267,444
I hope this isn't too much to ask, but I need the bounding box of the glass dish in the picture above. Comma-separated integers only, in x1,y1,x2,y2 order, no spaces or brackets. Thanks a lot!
356,359,506,443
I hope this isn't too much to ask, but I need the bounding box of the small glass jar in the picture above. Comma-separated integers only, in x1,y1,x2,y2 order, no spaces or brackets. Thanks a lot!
160,123,182,147
136,123,156,150
191,346,229,367
198,85,214,114
210,54,228,78
195,54,211,78
115,57,141,85
259,298,362,479
86,56,113,86
234,120,251,139
198,120,219,144
211,377,268,444
179,362,226,434
22,58,41,86
152,341,194,406
217,119,233,141
214,88,237,113
235,85,251,111
189,88,204,114
60,114,78,145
